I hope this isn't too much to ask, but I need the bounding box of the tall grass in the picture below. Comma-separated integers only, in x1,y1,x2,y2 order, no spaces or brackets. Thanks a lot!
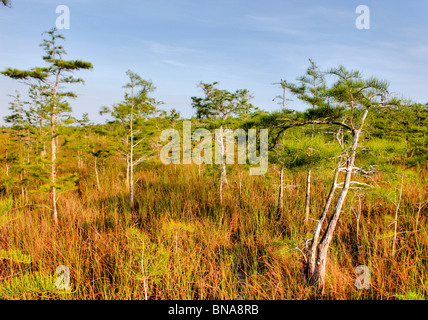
0,161,427,300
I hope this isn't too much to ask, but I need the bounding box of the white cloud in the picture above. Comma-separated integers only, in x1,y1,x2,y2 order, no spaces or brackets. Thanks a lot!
161,59,187,67
141,40,200,56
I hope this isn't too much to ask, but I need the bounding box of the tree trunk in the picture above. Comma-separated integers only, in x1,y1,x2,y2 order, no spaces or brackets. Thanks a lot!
218,125,227,204
51,107,58,225
304,169,311,222
51,72,60,225
392,173,404,257
39,118,43,158
219,125,227,185
310,162,354,292
130,152,134,210
94,156,100,191
20,172,25,200
277,167,284,216
415,200,426,231
219,174,224,204
306,164,340,279
126,154,130,189
308,109,368,294
27,128,31,163
130,93,135,210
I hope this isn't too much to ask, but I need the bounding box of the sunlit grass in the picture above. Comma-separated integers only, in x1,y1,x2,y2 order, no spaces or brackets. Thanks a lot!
0,162,427,299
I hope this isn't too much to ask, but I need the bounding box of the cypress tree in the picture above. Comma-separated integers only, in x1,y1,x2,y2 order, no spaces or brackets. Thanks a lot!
1,27,93,225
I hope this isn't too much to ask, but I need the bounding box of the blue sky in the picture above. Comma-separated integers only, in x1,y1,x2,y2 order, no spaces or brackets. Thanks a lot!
1,0,427,124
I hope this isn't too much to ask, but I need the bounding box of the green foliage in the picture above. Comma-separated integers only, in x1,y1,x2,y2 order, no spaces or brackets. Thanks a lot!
0,195,13,214
126,227,171,284
285,59,328,109
0,272,58,298
191,81,255,121
0,248,32,264
163,219,195,234
0,196,15,227
270,132,340,171
99,70,165,166
107,73,157,123
203,163,233,180
395,291,426,300
39,173,78,194
271,237,304,259
304,105,345,120
368,103,428,167
1,27,93,220
360,137,407,169
374,231,395,240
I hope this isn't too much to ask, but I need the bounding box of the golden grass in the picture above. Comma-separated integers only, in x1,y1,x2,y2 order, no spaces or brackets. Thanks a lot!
0,161,427,300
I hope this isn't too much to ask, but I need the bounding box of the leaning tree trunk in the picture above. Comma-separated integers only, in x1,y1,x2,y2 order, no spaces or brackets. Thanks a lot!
308,109,368,294
306,163,340,278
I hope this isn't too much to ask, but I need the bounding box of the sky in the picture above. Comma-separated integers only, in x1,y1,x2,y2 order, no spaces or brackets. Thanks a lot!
0,0,427,124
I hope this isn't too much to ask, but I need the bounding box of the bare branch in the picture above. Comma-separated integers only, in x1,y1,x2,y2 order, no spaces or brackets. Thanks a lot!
133,137,146,148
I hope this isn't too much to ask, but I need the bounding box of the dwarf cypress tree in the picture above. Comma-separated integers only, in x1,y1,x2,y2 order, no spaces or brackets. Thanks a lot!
271,64,393,293
3,92,27,199
100,70,160,211
191,82,254,203
1,27,93,225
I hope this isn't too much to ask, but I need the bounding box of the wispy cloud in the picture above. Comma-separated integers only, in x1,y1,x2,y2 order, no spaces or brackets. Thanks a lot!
141,40,200,56
161,59,187,68
246,15,304,36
